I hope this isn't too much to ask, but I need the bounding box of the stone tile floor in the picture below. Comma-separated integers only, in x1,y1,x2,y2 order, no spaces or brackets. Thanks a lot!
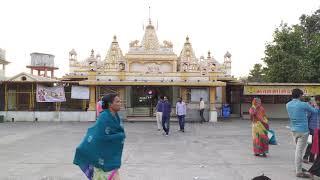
0,119,317,180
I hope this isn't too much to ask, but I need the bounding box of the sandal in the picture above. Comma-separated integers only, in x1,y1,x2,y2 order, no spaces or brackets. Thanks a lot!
296,172,312,178
261,153,267,157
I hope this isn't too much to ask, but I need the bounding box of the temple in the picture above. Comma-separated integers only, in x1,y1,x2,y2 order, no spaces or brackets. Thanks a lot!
62,18,234,121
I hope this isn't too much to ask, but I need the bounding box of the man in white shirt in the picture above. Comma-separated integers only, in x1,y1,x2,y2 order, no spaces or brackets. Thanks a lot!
176,97,187,132
155,96,164,131
199,97,206,123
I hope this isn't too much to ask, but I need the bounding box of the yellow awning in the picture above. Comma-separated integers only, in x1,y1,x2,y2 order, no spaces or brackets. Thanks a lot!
79,80,226,87
244,85,320,96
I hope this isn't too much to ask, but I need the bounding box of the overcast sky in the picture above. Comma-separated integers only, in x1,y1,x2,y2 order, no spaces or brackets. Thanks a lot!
1,0,319,78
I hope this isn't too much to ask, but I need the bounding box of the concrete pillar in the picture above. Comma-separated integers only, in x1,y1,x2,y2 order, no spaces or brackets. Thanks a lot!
44,69,47,77
88,85,96,111
209,87,217,122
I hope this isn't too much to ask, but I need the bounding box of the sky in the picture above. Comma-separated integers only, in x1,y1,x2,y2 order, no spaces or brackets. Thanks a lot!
1,0,319,78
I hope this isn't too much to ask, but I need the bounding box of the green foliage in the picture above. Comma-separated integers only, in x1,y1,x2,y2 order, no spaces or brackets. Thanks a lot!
262,9,320,82
248,63,265,82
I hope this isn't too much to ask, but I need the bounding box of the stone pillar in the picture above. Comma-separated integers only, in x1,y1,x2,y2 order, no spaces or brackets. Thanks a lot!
88,85,96,111
87,70,97,111
209,86,217,122
51,70,54,78
44,69,47,77
180,87,188,102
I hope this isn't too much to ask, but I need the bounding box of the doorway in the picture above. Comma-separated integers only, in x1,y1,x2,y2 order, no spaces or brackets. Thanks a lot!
131,86,172,116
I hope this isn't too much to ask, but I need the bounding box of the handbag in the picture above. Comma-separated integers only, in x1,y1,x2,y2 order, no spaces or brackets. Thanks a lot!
267,129,277,145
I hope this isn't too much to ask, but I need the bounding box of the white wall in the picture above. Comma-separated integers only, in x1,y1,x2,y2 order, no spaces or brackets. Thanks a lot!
0,111,96,122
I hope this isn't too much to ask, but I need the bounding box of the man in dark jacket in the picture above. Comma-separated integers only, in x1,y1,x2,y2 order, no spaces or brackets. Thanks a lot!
162,96,171,136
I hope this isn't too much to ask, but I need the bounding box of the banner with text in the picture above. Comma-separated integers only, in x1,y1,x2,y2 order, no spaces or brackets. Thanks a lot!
244,85,320,96
36,84,66,102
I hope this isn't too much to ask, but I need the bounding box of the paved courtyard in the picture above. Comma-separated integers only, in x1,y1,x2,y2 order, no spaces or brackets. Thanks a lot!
0,119,317,180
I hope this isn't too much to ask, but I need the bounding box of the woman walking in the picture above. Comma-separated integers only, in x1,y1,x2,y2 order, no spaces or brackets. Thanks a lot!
73,93,125,180
249,97,269,157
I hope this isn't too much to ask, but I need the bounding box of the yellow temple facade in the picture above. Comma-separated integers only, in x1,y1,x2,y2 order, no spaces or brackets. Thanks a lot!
63,19,234,121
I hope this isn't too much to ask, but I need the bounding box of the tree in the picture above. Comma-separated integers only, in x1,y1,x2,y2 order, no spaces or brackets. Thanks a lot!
262,9,320,83
238,76,249,83
247,63,265,82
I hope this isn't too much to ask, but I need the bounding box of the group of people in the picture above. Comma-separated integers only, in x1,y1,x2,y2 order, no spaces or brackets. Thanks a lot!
249,89,320,179
287,89,320,178
155,96,208,135
155,96,187,135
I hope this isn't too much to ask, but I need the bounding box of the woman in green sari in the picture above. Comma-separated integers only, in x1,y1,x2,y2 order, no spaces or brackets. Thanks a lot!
74,93,125,180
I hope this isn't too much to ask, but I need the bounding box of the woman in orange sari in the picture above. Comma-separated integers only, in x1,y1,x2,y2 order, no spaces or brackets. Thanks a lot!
249,98,269,157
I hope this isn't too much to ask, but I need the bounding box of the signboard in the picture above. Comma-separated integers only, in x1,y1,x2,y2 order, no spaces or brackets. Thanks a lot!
244,86,320,96
36,84,66,102
71,85,89,99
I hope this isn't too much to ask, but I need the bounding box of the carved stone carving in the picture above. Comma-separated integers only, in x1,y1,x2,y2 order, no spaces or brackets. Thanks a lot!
210,63,216,71
163,40,173,48
119,63,125,71
182,63,188,72
146,63,160,73
129,40,140,48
